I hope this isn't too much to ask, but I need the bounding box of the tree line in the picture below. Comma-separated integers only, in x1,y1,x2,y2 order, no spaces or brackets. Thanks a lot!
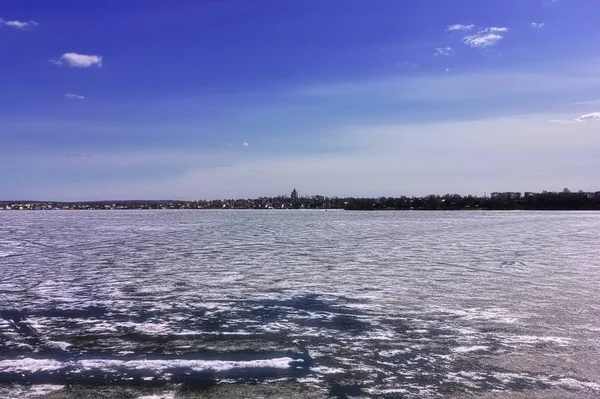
3,191,599,211
342,192,600,211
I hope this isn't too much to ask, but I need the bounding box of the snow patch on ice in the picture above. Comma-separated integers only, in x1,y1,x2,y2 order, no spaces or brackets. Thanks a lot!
0,357,299,375
79,357,298,372
499,334,570,347
551,377,600,391
378,348,412,357
48,341,72,351
0,358,63,373
28,385,64,396
310,365,346,374
136,393,176,399
452,345,489,353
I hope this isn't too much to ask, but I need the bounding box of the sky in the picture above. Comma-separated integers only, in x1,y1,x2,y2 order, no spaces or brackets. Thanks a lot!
1,0,599,201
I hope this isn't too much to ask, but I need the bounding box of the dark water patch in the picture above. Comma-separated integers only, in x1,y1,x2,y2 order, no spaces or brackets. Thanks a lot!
377,315,427,331
194,314,230,332
119,284,137,295
329,315,371,333
294,314,372,334
242,305,289,324
54,330,302,358
502,377,551,391
245,294,366,317
328,381,364,399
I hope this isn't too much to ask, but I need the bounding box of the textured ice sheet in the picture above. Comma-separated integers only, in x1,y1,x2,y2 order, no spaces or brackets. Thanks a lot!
1,210,600,398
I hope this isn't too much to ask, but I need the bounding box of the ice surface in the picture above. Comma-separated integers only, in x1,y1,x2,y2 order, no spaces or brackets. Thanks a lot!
1,210,599,398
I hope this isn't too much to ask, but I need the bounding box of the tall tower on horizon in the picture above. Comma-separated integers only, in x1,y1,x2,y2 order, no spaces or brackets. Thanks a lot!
291,188,298,201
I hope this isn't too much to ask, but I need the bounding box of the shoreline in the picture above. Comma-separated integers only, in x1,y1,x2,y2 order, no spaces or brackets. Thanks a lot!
2,208,600,212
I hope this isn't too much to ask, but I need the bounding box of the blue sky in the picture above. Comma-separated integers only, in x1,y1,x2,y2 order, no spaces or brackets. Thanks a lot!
1,0,599,200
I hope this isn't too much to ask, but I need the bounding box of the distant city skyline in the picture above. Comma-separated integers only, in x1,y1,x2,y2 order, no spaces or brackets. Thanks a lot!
2,188,599,204
3,188,600,211
1,1,600,201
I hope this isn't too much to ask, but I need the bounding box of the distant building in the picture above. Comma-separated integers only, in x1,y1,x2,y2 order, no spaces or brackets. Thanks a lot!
524,192,536,198
291,188,298,201
491,192,522,200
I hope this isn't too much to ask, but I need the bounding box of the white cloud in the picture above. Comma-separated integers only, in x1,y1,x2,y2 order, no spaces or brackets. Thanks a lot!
462,27,509,48
463,33,503,48
531,22,545,28
434,47,455,56
0,18,38,29
242,142,249,147
447,24,474,32
53,53,103,68
552,112,600,123
486,27,509,33
65,93,85,100
575,112,600,122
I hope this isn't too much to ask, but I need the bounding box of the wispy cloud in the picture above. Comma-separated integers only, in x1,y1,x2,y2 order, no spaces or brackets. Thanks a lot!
531,22,545,28
242,142,249,147
394,60,418,68
552,112,600,123
18,114,600,200
573,99,600,106
53,53,103,68
463,33,503,48
65,153,93,158
0,18,38,29
575,112,600,122
434,47,455,56
463,27,509,48
65,93,85,100
296,62,600,105
447,24,474,32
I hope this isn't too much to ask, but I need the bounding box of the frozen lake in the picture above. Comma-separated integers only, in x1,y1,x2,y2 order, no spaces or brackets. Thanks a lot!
1,210,599,398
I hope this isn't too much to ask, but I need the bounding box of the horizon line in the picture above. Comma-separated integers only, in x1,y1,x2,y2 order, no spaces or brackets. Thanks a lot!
2,189,599,204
